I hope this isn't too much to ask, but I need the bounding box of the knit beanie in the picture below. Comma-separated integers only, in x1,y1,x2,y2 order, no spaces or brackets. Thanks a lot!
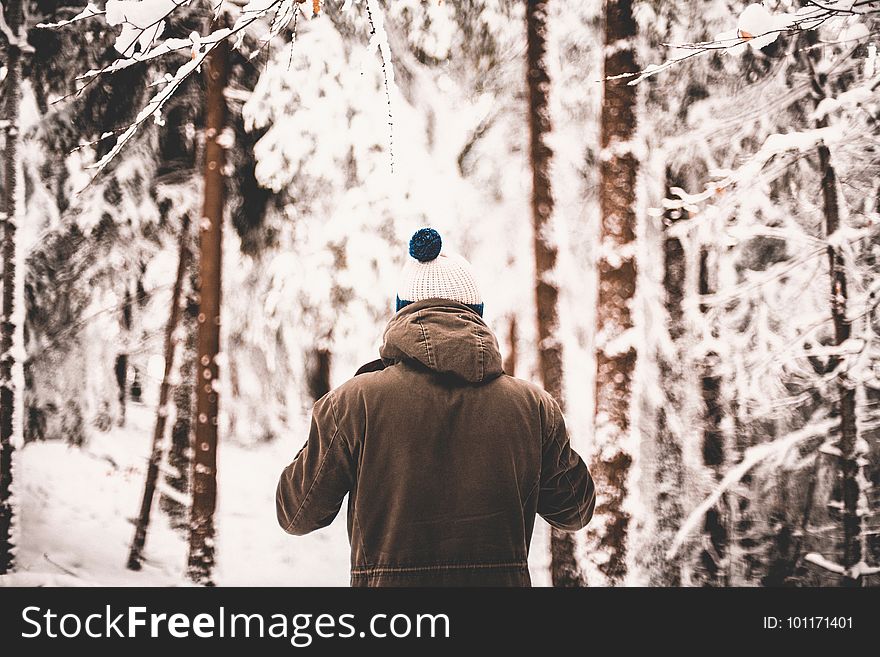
395,228,484,316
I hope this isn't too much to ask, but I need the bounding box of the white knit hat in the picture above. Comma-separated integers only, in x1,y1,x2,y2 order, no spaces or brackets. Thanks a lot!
396,228,483,315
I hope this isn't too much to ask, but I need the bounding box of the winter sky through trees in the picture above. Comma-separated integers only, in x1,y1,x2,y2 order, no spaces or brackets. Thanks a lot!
0,0,878,586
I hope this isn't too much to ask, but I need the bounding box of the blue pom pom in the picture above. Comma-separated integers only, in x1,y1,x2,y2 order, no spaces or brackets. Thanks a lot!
409,228,442,262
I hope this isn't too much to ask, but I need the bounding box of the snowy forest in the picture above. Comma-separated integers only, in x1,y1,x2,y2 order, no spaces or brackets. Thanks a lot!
0,0,877,587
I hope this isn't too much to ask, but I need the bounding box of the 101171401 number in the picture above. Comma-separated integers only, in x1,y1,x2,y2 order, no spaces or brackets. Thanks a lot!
763,617,853,629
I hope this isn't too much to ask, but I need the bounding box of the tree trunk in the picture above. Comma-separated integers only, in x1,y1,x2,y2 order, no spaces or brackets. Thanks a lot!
590,0,638,586
306,347,332,402
160,239,197,533
649,168,686,586
127,216,192,570
801,48,866,584
503,315,518,377
114,353,128,425
526,0,582,587
0,0,23,576
695,248,729,586
115,287,134,425
187,37,229,586
817,135,862,586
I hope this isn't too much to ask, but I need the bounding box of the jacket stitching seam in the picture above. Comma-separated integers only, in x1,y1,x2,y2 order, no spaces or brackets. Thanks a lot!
562,468,586,529
416,310,435,369
548,402,587,529
526,476,540,505
473,324,485,382
328,394,371,566
351,505,371,569
524,476,540,540
283,394,342,534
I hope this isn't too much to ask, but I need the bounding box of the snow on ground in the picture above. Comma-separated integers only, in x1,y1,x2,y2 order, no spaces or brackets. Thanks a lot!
3,403,348,586
1,403,552,587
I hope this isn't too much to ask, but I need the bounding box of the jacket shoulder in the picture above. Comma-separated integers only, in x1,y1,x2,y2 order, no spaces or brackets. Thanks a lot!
496,373,559,405
492,374,563,433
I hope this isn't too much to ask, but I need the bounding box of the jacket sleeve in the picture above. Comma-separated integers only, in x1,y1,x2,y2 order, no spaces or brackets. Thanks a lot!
537,399,596,532
276,392,354,535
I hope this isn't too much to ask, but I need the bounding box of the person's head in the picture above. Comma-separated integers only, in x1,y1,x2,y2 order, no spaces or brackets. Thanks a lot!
395,228,484,316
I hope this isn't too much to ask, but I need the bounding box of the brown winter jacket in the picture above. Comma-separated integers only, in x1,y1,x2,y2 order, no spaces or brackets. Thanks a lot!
276,298,596,586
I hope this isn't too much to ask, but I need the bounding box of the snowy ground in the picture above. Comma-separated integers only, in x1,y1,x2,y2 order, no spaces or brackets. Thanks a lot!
1,404,551,587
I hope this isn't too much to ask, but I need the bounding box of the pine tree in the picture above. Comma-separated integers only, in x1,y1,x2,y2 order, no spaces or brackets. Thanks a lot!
697,245,728,586
526,0,582,587
590,0,638,586
811,60,864,586
161,245,196,533
24,2,177,443
187,32,229,587
128,216,192,571
648,167,688,586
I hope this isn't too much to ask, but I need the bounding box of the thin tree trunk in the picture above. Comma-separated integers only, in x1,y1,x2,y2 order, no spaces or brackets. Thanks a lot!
526,0,582,588
187,37,229,586
650,168,686,586
803,48,865,584
695,248,729,586
114,354,127,425
115,287,134,425
0,0,23,576
503,315,518,377
591,0,638,586
306,347,332,402
127,216,191,570
818,136,862,586
160,240,197,533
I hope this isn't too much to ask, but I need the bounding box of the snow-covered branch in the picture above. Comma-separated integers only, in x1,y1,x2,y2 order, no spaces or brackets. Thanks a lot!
667,418,837,559
664,124,850,217
40,0,308,179
35,3,104,29
629,2,879,85
39,0,399,181
805,552,880,579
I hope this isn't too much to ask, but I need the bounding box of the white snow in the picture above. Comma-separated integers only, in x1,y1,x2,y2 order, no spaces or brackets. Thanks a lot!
36,3,103,29
2,404,350,586
804,552,846,575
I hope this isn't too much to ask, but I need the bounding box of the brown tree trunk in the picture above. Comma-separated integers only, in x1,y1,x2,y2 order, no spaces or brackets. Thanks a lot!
127,216,192,570
0,0,23,576
306,347,332,402
187,38,229,586
590,0,638,585
503,315,518,377
526,0,582,587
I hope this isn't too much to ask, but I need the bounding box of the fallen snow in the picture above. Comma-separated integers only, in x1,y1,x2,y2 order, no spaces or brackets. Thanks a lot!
2,404,349,586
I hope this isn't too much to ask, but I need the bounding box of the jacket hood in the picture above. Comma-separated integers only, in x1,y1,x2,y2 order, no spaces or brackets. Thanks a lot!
380,298,504,384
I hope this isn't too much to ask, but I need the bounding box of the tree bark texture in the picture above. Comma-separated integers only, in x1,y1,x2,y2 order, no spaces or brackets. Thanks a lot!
591,0,638,586
187,38,228,586
526,0,583,587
